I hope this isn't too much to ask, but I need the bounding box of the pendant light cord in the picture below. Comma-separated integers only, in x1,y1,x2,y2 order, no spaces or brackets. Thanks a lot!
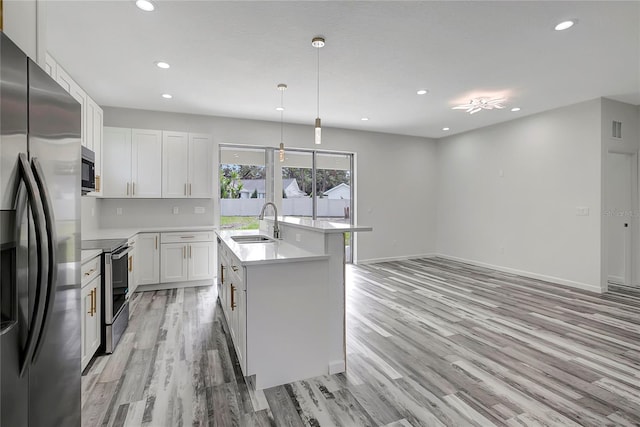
280,89,284,144
316,46,320,118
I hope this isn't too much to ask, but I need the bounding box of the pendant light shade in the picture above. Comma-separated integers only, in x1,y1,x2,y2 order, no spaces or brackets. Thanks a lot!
312,36,325,144
277,83,287,162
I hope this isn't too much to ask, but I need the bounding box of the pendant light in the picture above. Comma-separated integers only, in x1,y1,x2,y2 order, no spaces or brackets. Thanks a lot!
277,83,287,162
312,36,325,144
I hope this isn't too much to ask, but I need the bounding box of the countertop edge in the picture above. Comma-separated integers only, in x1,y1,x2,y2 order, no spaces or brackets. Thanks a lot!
262,217,372,233
83,226,217,241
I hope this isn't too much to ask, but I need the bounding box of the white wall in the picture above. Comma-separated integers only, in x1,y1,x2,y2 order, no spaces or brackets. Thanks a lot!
436,99,603,292
102,107,439,263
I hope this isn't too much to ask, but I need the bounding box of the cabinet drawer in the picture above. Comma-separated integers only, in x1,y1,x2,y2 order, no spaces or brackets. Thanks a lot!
81,256,101,287
161,231,213,243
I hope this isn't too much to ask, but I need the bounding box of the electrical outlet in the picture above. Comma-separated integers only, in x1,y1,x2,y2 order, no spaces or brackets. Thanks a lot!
116,208,122,216
173,207,179,215
91,207,95,217
576,207,589,216
194,206,205,214
296,233,301,242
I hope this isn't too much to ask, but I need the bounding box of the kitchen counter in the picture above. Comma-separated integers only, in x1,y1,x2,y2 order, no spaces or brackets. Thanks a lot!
83,225,215,241
262,216,372,233
216,230,328,266
81,249,102,264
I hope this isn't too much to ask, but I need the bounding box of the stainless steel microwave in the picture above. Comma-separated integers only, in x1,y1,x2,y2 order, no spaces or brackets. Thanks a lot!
81,146,95,195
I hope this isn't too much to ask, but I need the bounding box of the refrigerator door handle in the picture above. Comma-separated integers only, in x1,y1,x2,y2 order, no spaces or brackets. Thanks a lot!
30,157,59,364
16,154,49,377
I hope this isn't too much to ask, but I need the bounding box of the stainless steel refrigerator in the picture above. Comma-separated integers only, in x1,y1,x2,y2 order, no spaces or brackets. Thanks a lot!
0,32,81,426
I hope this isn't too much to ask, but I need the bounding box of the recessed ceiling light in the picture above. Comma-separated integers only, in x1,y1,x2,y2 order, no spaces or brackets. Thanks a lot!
361,117,369,121
555,20,576,31
155,61,170,69
275,107,285,111
417,89,428,95
511,107,521,112
161,93,172,99
135,0,155,12
442,127,450,131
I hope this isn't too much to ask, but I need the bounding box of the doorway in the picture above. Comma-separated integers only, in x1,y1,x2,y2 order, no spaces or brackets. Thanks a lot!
606,151,638,288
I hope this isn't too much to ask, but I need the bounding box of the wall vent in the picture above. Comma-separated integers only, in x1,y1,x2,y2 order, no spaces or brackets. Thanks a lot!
612,120,622,139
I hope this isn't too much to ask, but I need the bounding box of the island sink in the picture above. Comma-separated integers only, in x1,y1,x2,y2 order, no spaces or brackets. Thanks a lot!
230,235,274,244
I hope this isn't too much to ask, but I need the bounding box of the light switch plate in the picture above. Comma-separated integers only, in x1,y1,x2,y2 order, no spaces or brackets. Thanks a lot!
116,208,122,216
194,206,205,214
173,207,179,215
576,207,589,216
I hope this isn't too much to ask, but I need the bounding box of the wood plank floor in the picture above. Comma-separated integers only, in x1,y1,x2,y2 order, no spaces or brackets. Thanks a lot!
82,257,640,426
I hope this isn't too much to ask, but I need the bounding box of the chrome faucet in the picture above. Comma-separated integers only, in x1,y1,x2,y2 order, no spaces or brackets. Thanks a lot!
258,202,281,239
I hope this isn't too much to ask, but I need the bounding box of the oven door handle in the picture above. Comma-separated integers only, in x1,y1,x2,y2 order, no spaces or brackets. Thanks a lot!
111,246,133,260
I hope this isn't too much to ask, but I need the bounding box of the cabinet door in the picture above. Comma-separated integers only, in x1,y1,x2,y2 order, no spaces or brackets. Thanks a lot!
93,105,104,195
188,134,213,198
162,131,189,198
137,233,160,286
69,83,87,147
55,66,73,93
103,127,132,197
44,53,57,80
89,281,101,357
160,243,188,283
131,129,162,198
81,278,100,370
234,275,247,374
188,241,214,281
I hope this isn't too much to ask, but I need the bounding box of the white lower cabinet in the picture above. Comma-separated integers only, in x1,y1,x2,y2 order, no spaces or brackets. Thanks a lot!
136,233,160,286
81,255,102,371
160,243,189,283
218,245,247,373
160,232,214,284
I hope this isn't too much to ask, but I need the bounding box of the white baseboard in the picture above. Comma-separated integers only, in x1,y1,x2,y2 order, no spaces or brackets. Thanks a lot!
135,279,214,293
607,275,624,285
436,254,604,294
357,253,438,265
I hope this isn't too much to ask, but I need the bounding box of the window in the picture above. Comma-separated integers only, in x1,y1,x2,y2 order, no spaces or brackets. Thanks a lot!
218,144,355,261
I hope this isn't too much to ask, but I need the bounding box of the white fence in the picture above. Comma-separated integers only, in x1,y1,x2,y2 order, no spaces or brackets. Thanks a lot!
220,198,351,218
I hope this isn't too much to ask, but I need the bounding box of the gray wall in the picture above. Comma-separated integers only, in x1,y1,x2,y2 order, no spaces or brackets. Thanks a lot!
100,107,440,263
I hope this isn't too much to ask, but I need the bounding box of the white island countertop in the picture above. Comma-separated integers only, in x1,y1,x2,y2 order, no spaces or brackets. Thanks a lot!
83,225,216,241
217,230,329,266
262,217,372,233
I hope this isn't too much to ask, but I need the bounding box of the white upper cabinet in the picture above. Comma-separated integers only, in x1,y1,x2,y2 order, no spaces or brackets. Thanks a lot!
131,129,162,198
44,53,57,80
47,53,104,197
103,127,132,198
86,97,103,196
188,134,213,198
103,127,162,198
162,132,212,198
162,131,189,198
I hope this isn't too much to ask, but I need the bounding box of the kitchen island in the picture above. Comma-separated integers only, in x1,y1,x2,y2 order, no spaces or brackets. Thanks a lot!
217,217,371,389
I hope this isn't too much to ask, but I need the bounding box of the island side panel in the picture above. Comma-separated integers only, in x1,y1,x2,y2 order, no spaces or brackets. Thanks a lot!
246,260,330,390
325,232,347,374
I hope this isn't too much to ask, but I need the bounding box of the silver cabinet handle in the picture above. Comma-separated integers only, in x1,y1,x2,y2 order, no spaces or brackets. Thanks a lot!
189,183,192,196
133,182,136,196
184,183,187,196
127,182,130,196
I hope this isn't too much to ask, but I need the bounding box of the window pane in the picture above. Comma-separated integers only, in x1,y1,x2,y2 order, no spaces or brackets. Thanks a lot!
219,146,267,230
280,150,313,218
315,152,352,224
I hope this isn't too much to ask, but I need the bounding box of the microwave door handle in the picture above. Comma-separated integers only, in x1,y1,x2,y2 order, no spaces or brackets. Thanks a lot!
16,154,49,377
30,157,58,364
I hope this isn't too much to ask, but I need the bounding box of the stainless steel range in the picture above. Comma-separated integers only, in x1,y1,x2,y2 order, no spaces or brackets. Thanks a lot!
82,239,132,353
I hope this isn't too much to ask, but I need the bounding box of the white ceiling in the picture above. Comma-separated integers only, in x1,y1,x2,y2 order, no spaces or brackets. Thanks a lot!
45,1,640,139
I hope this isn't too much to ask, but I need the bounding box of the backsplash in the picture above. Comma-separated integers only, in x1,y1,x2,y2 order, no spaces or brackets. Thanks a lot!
86,198,215,230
